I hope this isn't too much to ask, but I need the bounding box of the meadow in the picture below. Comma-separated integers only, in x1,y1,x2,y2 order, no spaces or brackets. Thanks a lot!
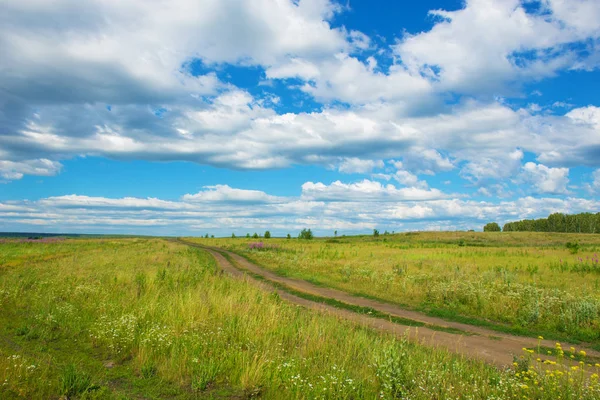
194,231,600,347
1,237,600,399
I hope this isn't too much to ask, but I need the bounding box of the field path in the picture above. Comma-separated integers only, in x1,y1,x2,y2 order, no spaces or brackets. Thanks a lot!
175,239,600,368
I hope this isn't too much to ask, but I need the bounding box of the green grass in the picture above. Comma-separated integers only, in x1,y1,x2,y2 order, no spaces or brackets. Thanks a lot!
191,231,600,345
1,238,599,399
215,249,472,336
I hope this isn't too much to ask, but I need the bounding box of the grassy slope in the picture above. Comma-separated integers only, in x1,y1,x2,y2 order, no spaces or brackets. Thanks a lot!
0,238,599,399
192,232,600,345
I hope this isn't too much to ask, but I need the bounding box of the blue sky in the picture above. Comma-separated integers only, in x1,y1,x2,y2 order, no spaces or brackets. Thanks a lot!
1,0,600,236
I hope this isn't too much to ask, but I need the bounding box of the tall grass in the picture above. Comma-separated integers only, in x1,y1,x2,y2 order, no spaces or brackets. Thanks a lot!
192,231,600,344
0,238,599,398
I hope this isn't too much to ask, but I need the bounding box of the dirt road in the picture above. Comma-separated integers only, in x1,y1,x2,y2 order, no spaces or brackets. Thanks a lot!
176,239,600,368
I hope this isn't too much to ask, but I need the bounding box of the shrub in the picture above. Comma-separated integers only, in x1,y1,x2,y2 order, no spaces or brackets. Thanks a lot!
298,228,313,240
483,222,501,232
566,241,580,254
373,229,380,237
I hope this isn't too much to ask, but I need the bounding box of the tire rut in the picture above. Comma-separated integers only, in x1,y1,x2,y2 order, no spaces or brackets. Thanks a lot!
175,239,600,368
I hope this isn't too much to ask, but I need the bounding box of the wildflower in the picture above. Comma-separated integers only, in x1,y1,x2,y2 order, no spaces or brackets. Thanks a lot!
538,336,544,340
579,350,587,357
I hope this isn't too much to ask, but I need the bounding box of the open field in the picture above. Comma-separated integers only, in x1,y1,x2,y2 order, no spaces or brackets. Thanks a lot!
192,232,600,347
1,237,600,399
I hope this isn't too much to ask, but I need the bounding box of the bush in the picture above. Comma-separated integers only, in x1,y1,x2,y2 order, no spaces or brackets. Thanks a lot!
298,228,313,240
252,233,259,239
483,222,501,232
373,229,380,237
286,233,291,239
566,241,580,254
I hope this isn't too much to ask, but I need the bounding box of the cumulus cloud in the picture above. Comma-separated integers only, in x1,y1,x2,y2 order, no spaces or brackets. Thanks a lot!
300,179,447,201
182,185,285,204
337,158,384,174
0,159,62,180
519,162,570,194
395,0,600,93
0,0,599,235
2,182,600,235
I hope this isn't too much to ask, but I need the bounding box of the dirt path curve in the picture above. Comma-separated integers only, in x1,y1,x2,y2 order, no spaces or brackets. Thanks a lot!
176,239,600,368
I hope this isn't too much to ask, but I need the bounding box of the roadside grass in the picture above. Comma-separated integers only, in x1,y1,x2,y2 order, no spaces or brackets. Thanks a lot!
0,238,599,399
190,231,600,346
215,249,472,336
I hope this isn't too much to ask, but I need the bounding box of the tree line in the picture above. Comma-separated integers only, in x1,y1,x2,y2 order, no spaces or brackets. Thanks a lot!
500,212,600,233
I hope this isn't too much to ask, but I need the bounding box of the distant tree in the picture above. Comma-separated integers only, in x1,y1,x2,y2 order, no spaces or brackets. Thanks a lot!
384,230,389,235
264,231,271,239
210,235,214,238
231,233,236,238
204,233,209,238
286,233,291,239
373,229,380,237
246,233,250,238
252,232,259,239
483,222,501,232
298,228,313,240
334,230,338,237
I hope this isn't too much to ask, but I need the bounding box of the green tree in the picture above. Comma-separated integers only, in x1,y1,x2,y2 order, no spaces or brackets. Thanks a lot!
231,233,236,238
483,222,501,232
373,229,379,237
252,232,259,239
298,228,313,240
286,233,291,239
334,230,338,237
246,233,250,238
264,231,271,239
204,233,209,238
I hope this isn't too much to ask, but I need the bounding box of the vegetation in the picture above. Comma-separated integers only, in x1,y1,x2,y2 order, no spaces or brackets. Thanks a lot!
196,231,600,346
484,222,501,232
503,212,600,233
2,238,600,398
264,231,271,239
298,228,313,240
4,237,600,399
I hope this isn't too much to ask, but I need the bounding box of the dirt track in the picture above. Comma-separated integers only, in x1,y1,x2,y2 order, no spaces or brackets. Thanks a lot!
176,239,600,368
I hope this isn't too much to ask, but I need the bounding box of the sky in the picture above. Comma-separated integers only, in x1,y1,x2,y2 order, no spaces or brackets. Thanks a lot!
1,0,600,237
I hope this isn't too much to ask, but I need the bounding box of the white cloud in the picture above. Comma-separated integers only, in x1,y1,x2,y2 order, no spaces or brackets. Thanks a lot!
337,158,384,174
182,185,285,204
586,169,600,193
0,159,62,180
2,183,599,235
0,0,599,198
395,0,600,93
520,162,570,194
301,179,447,201
461,149,524,184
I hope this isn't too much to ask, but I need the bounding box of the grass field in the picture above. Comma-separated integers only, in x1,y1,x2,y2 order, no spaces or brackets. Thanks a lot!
193,232,600,346
1,237,600,399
